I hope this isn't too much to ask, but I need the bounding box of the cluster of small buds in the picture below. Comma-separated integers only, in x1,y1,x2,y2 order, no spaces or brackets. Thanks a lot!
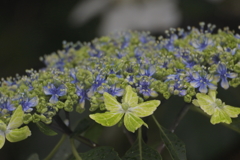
0,23,240,132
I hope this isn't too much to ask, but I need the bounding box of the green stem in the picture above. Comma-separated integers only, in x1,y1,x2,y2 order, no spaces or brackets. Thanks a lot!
152,103,190,153
138,127,142,160
52,115,99,148
73,134,98,148
44,134,67,160
70,138,82,160
152,115,161,132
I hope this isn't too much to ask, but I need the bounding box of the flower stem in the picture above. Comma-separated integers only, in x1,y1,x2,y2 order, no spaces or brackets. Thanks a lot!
153,103,190,153
43,134,67,160
52,114,99,148
169,103,190,132
70,138,82,160
138,127,142,160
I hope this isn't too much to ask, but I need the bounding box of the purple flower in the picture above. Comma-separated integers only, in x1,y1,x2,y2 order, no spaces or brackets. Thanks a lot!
166,72,187,96
89,45,103,58
88,74,106,97
225,48,237,55
169,82,187,96
175,50,191,60
76,85,89,108
211,53,220,64
182,60,196,68
0,99,15,113
140,66,155,77
216,63,238,89
121,36,130,49
19,97,38,112
139,33,154,44
163,34,178,52
98,85,124,97
137,80,158,99
44,84,67,103
190,37,214,51
190,71,217,93
70,69,79,84
185,71,195,82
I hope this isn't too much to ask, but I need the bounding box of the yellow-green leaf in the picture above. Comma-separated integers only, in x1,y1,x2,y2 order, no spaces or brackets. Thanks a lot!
223,105,240,118
195,93,215,115
124,113,147,133
7,106,24,130
129,100,160,117
210,108,232,124
6,126,31,142
0,131,5,149
122,85,138,107
208,90,216,101
0,120,6,132
104,92,123,112
90,112,124,127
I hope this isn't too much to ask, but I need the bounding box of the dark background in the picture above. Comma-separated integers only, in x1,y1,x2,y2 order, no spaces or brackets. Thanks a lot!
0,0,240,159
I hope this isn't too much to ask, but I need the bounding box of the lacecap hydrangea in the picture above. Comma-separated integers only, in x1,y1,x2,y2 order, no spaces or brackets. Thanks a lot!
1,23,240,148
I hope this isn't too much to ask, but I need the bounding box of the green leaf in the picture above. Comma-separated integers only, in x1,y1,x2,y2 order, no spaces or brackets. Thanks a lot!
124,113,147,133
90,112,124,127
7,106,24,130
210,108,232,124
6,126,31,142
0,131,5,149
36,122,57,136
223,105,240,117
104,92,123,112
208,90,216,101
123,85,138,107
0,120,6,132
122,139,162,160
193,91,240,124
195,93,215,115
79,146,121,160
129,100,160,117
157,125,187,160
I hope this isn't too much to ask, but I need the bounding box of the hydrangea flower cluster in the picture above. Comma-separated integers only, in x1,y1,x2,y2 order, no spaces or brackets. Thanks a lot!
1,23,240,148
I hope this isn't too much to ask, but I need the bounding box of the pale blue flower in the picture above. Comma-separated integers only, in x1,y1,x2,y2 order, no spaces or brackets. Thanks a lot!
44,84,67,103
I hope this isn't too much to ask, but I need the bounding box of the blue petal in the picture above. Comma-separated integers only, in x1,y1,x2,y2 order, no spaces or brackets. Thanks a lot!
221,77,229,89
114,89,124,96
179,90,187,96
50,95,59,103
199,84,208,93
208,83,217,90
192,72,200,80
227,72,237,79
43,86,53,95
190,80,200,88
28,97,38,107
150,90,158,97
6,101,15,111
57,85,67,96
217,64,227,74
148,66,156,76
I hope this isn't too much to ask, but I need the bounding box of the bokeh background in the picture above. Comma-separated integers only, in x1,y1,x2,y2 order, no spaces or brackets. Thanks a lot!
1,0,240,160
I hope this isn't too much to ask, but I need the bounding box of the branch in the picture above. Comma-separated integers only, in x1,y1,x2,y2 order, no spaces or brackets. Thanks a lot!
52,115,99,148
157,103,191,153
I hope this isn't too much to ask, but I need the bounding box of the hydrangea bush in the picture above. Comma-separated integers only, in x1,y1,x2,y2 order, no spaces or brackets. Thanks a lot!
1,23,240,160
